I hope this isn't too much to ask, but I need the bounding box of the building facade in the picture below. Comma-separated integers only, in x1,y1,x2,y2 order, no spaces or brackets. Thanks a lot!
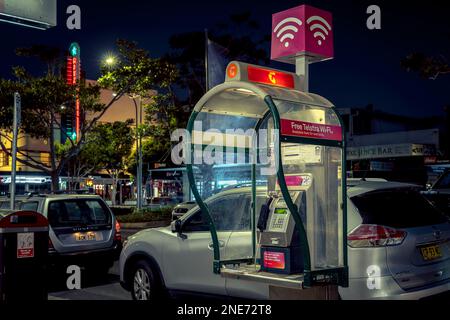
338,105,449,185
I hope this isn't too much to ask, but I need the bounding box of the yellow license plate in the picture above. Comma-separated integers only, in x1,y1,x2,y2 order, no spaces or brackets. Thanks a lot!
76,233,96,241
420,245,442,261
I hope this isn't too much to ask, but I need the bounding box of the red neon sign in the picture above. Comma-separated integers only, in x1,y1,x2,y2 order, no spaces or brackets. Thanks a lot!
66,55,81,141
247,66,295,89
66,57,74,85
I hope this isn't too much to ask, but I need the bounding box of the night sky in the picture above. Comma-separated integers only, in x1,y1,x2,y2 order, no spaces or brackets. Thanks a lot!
0,0,449,117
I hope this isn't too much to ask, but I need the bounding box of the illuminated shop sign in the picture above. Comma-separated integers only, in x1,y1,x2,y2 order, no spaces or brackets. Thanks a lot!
0,176,51,184
347,144,436,161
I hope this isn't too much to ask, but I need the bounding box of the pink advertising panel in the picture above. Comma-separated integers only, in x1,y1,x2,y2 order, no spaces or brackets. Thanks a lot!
271,5,334,64
281,119,342,141
263,251,286,270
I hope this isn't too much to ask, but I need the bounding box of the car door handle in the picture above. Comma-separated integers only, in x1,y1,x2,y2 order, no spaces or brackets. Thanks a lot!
208,241,225,250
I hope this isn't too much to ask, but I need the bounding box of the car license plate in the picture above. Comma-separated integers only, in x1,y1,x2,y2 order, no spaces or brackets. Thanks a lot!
76,233,97,242
420,244,442,261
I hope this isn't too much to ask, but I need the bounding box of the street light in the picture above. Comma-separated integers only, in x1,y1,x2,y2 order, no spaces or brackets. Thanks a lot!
105,56,115,66
100,54,146,210
102,54,118,68
130,94,144,211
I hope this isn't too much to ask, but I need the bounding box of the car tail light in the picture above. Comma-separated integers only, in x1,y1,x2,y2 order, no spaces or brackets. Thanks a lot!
348,224,407,248
114,220,122,242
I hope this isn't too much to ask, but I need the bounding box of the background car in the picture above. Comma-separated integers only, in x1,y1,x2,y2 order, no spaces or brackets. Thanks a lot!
120,180,450,301
0,193,122,275
146,196,179,210
171,201,197,220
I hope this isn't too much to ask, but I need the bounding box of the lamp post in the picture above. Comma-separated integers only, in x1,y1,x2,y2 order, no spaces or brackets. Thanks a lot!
102,55,144,210
131,95,144,211
10,92,21,210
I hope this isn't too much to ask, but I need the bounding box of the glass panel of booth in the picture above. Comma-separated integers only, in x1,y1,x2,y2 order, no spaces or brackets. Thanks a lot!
279,143,344,270
190,107,260,265
275,99,340,127
273,99,345,271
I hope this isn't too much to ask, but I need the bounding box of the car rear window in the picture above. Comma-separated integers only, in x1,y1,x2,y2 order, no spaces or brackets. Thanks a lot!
0,201,9,209
175,208,189,214
351,188,448,229
48,199,112,228
0,201,20,209
20,201,39,211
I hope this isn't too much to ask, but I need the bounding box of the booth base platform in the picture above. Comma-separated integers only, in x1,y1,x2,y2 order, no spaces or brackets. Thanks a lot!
269,285,339,300
221,264,339,300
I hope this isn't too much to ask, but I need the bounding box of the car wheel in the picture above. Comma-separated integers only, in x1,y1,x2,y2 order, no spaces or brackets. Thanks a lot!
131,260,161,301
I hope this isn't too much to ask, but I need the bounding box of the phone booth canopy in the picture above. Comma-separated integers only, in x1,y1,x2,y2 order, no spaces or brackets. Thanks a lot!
185,61,348,288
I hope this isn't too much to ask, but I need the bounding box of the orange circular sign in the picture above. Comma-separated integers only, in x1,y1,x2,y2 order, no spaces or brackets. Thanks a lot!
227,63,238,79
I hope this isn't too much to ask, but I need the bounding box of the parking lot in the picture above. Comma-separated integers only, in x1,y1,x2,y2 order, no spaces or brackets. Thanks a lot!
48,261,130,300
47,227,139,301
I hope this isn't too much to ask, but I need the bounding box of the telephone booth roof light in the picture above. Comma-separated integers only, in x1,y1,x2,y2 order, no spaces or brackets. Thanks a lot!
226,61,305,91
194,63,334,117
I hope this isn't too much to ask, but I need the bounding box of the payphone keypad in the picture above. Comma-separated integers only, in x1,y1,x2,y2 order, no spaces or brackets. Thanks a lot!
269,207,289,232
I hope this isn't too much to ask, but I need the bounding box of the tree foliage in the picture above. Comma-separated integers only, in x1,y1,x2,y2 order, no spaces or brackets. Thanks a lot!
99,40,181,168
0,41,167,190
401,53,450,80
0,61,107,190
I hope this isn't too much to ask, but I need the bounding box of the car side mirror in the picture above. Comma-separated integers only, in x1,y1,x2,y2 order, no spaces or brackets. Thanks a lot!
171,219,181,233
171,219,187,239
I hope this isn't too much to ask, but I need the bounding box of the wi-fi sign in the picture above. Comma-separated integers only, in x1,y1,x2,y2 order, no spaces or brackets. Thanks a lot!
271,5,334,64
307,16,332,46
273,17,303,49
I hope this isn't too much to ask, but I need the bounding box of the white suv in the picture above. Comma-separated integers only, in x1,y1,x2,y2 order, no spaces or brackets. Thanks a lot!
119,182,450,300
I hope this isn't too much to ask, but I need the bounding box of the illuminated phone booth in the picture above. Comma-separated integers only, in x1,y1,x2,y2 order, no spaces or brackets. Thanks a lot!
185,61,348,291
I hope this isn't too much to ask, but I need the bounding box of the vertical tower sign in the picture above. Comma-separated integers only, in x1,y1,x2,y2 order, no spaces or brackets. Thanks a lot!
66,42,81,142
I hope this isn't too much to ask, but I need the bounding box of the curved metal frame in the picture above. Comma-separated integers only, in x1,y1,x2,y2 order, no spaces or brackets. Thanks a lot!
185,81,347,286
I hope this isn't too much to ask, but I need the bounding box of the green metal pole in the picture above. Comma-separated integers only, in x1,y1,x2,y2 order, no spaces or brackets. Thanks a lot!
334,109,349,287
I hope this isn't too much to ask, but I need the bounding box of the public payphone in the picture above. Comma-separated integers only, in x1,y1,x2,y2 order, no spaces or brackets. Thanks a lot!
185,60,348,290
258,175,312,274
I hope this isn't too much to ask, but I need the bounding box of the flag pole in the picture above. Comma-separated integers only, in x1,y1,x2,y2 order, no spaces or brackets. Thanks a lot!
204,29,209,92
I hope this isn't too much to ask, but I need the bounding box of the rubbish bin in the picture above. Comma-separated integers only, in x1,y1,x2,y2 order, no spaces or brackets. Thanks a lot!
0,210,49,302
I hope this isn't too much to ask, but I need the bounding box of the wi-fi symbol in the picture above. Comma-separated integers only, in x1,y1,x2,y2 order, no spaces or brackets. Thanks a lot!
274,17,303,48
307,15,332,46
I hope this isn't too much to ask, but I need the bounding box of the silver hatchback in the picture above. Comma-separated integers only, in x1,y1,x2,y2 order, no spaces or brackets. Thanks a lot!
0,194,122,274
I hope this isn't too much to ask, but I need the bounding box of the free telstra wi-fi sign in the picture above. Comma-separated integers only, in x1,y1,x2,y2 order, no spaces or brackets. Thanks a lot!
271,5,334,64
